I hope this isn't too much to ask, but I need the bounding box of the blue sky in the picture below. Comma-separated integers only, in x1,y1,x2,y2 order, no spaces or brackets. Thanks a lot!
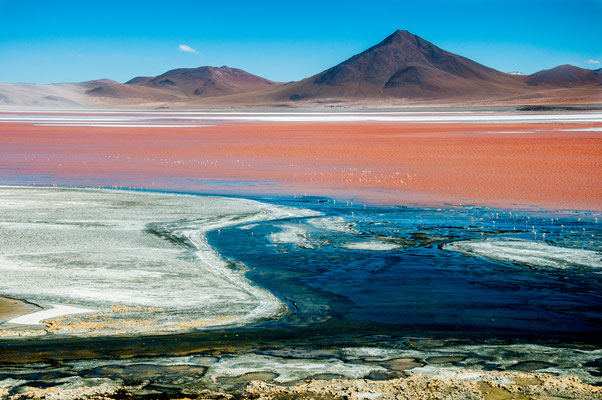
0,0,600,84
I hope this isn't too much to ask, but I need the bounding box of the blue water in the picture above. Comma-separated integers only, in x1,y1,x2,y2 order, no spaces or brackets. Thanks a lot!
208,196,602,343
1,190,601,392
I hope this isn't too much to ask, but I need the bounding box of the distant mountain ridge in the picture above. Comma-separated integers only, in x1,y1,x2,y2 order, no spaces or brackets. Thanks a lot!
0,30,600,108
125,66,277,97
525,64,602,87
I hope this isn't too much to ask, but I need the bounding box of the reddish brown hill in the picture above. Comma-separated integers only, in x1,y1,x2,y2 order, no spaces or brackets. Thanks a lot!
126,66,278,97
525,64,602,87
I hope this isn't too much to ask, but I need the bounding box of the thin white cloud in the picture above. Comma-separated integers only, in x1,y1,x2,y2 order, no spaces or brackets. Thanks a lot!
585,59,600,65
178,44,199,54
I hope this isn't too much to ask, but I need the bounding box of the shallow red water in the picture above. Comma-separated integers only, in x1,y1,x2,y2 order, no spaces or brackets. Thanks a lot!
1,120,601,210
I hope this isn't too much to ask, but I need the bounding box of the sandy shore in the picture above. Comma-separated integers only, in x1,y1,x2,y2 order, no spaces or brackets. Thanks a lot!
1,117,600,211
0,297,39,323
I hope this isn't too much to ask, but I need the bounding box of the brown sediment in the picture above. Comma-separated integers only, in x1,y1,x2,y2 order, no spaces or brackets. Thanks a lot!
0,296,40,323
0,304,240,338
44,313,240,337
243,372,602,400
0,299,240,338
2,370,600,400
0,120,601,211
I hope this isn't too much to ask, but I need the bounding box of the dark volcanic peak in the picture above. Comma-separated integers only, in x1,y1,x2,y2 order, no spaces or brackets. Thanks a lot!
126,66,277,97
314,29,504,86
525,64,602,87
279,29,526,100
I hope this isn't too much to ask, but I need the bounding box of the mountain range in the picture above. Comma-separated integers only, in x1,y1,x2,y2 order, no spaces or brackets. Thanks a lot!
1,30,600,108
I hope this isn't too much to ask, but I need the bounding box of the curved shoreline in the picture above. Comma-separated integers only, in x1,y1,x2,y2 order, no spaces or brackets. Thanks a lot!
0,186,320,338
182,201,322,327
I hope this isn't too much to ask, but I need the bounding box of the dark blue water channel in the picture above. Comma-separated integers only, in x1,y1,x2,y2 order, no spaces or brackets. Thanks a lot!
207,196,602,344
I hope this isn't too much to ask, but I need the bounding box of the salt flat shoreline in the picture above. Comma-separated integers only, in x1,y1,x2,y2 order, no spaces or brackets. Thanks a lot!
1,110,602,124
0,186,321,338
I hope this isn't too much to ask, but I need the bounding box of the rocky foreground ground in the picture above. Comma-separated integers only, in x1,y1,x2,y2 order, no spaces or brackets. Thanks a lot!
3,370,601,400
